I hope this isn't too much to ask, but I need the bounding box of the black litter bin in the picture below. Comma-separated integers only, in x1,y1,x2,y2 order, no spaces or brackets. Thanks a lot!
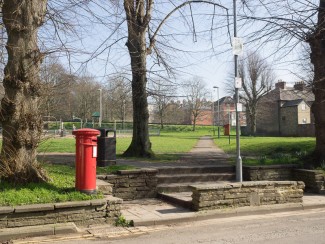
97,129,116,167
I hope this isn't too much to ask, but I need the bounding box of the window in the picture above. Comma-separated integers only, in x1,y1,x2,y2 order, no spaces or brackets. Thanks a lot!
301,103,306,110
282,116,286,121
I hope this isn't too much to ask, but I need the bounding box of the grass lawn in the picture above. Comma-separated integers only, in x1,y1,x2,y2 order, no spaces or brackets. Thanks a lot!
0,163,134,206
38,129,211,161
214,136,316,166
0,164,101,206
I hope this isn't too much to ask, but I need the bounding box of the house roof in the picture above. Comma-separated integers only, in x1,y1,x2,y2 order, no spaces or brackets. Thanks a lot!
282,99,306,108
217,96,234,104
279,88,314,102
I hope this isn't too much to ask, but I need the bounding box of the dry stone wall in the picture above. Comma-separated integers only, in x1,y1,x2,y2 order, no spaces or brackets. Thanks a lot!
0,196,121,229
294,169,325,194
243,165,298,181
243,165,325,194
191,181,305,211
101,169,158,200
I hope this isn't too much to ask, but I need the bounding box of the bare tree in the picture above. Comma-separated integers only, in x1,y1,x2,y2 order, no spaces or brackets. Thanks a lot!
237,0,325,163
40,56,75,120
120,0,229,157
150,80,176,129
73,76,101,122
107,76,132,129
184,77,209,131
0,1,49,183
238,52,274,135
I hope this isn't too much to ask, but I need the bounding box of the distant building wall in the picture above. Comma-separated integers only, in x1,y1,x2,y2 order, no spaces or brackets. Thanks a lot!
280,106,298,136
196,109,213,126
255,89,281,135
297,124,315,137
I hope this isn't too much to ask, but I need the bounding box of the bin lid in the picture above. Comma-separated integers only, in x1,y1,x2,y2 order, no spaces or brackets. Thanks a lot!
72,128,100,136
98,128,116,138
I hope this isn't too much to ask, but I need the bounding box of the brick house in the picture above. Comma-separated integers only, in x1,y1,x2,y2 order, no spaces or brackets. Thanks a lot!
255,81,315,136
214,96,246,126
195,108,213,126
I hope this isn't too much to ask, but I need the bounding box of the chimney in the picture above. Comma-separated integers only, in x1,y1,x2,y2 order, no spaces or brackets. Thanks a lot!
275,80,286,89
294,81,306,91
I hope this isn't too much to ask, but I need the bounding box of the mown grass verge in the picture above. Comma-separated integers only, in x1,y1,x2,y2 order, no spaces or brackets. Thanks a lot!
214,136,316,166
0,164,133,206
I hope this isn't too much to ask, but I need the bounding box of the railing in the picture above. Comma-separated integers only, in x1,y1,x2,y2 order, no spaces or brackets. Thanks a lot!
116,129,160,136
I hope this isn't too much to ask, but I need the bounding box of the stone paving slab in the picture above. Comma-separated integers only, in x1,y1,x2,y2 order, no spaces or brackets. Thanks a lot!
121,194,325,227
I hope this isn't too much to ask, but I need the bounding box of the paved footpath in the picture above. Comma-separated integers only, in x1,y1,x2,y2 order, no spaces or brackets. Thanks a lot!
117,135,230,168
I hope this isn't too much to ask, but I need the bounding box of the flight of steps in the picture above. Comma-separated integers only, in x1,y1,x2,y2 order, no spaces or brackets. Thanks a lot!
156,165,236,209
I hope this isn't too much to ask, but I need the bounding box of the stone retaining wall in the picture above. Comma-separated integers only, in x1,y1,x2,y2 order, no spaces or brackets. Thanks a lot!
294,169,325,194
243,165,298,181
191,181,305,211
243,165,325,194
101,169,158,200
0,196,122,229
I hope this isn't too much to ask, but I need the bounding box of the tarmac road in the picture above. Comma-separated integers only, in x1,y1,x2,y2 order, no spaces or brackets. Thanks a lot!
29,208,325,244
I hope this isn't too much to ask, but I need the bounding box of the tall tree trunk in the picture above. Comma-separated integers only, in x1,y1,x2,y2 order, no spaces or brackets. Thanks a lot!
0,1,49,183
309,0,325,164
160,116,164,129
123,1,153,157
249,114,256,136
192,117,196,131
250,106,257,136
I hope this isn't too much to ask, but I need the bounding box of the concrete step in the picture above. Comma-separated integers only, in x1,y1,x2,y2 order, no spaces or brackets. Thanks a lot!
157,173,235,184
157,192,193,209
157,181,234,193
157,165,235,175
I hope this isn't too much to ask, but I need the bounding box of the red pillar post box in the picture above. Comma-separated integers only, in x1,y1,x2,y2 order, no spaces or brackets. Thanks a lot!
72,128,100,194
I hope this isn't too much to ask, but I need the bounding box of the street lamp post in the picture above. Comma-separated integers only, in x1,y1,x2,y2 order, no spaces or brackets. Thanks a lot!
98,88,102,128
233,0,243,182
213,86,220,138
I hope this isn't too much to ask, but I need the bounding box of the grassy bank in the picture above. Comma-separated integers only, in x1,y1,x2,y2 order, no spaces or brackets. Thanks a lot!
214,136,315,166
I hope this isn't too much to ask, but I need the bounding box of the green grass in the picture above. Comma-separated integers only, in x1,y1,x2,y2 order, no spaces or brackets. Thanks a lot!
39,137,75,153
38,129,211,161
0,163,133,206
214,136,315,155
214,136,315,166
0,164,104,206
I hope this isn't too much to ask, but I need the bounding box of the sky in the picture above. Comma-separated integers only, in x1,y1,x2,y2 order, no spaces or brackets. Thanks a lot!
46,0,312,101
